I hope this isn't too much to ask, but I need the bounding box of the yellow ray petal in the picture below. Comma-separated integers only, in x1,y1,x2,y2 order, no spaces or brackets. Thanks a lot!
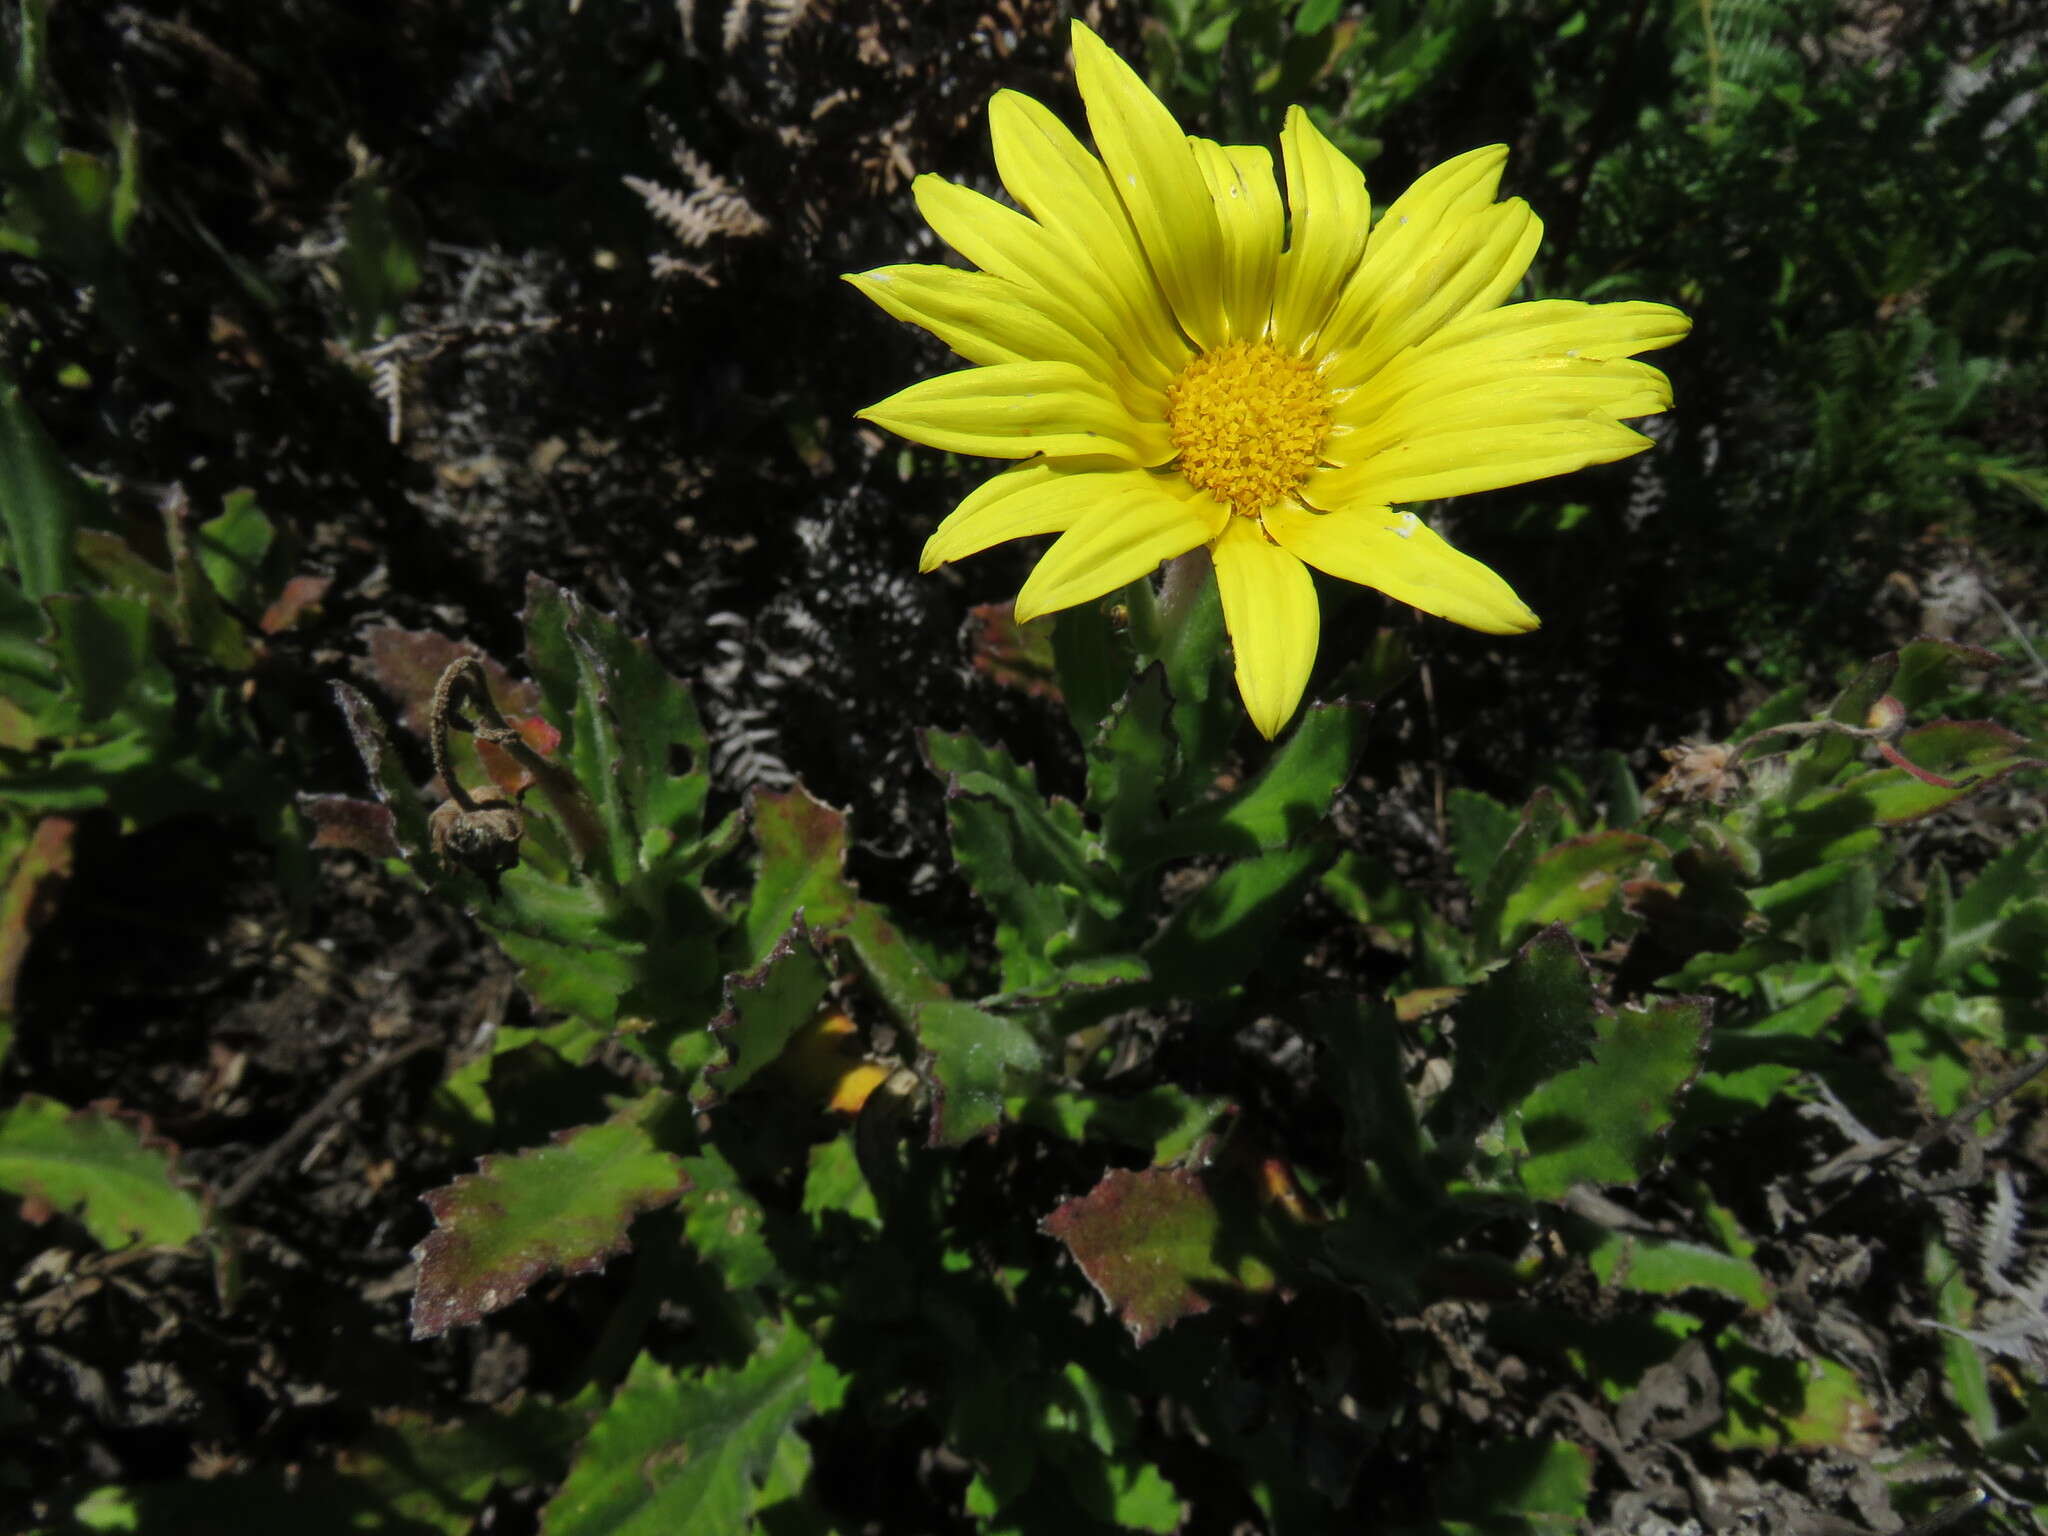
1327,358,1673,463
859,361,1173,464
845,266,1123,377
921,462,1092,571
987,89,1188,385
1213,517,1321,739
1265,502,1539,634
1013,473,1224,622
913,175,1183,411
1272,107,1370,352
1421,298,1693,365
1316,145,1518,371
1191,139,1282,344
1311,417,1655,504
1321,198,1542,389
1070,21,1227,352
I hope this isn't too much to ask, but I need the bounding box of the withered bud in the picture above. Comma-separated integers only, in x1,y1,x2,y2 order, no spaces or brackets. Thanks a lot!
430,786,524,885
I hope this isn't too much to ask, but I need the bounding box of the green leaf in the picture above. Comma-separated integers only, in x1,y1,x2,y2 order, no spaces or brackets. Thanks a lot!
1585,1229,1770,1309
1499,831,1665,945
0,1094,204,1250
1448,788,1520,891
1309,996,1428,1207
1471,789,1567,959
1155,555,1229,810
677,1145,779,1292
540,1325,844,1536
0,372,95,600
696,924,832,1107
1434,1439,1594,1529
193,488,275,611
410,1104,688,1338
1051,589,1137,742
1135,699,1368,865
0,813,72,1016
337,178,424,347
1436,926,1599,1148
1516,995,1713,1199
915,999,1046,1146
1086,664,1172,860
742,785,954,1030
1847,721,2043,821
1040,1164,1278,1345
1140,842,1327,998
45,592,151,723
924,728,1105,988
522,576,708,885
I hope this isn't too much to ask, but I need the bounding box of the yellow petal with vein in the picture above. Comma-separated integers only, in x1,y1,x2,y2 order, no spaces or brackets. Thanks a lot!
1317,145,1511,368
1192,139,1282,344
1265,503,1538,635
859,362,1172,465
1071,22,1227,352
1272,107,1370,351
1322,199,1542,389
1013,473,1224,622
1328,359,1672,462
988,89,1187,385
1312,418,1655,504
846,267,1121,378
912,176,1179,414
1213,518,1321,739
922,462,1090,571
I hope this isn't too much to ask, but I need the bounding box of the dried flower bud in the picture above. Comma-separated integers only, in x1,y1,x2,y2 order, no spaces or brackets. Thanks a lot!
430,786,524,885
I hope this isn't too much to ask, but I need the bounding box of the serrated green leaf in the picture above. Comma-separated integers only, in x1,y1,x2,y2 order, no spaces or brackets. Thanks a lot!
924,729,1103,989
1499,831,1665,945
741,784,953,1030
915,999,1046,1146
411,1106,687,1338
540,1325,843,1536
0,1094,204,1250
1086,664,1172,860
695,924,831,1107
1517,995,1712,1199
1436,927,1599,1148
1040,1164,1277,1345
1449,788,1520,891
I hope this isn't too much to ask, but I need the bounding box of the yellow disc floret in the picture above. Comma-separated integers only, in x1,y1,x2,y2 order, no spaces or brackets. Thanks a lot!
1165,340,1332,519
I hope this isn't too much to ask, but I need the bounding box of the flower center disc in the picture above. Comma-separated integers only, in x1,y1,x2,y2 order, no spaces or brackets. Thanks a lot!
1165,340,1331,519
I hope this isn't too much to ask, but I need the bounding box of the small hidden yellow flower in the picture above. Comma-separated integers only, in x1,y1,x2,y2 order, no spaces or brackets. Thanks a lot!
848,22,1689,738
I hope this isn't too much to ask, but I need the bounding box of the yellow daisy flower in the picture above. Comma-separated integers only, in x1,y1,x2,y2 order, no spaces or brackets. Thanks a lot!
848,21,1689,739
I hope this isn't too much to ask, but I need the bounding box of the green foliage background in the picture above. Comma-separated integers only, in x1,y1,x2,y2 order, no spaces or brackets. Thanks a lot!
0,0,2045,1532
